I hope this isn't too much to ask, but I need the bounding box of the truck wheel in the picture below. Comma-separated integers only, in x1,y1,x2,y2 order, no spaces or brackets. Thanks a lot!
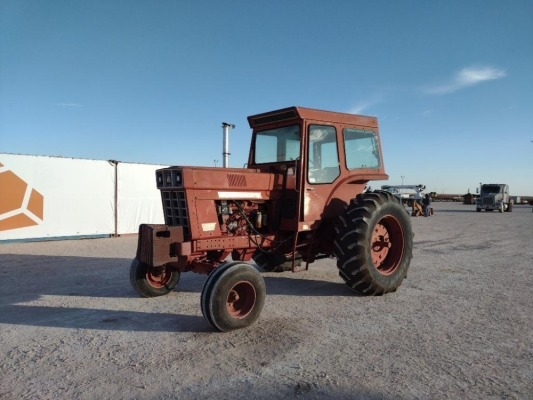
476,208,481,212
507,202,513,212
334,191,413,295
129,258,180,297
201,262,266,331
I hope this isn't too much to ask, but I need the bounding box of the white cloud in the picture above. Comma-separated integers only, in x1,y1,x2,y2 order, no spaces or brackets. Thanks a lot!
349,93,384,114
349,101,373,114
425,66,506,95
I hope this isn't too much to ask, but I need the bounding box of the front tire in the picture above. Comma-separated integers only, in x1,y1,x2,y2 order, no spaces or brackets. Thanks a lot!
334,191,413,295
130,258,180,297
201,262,266,331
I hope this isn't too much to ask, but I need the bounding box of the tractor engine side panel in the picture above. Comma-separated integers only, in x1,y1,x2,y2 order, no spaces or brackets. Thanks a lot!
192,197,270,240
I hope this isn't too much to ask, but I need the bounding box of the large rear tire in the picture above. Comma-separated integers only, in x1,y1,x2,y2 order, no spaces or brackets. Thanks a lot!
334,191,413,295
201,262,266,331
130,258,180,298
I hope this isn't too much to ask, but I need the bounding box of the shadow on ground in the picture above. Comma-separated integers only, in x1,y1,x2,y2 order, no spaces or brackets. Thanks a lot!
0,304,209,332
0,254,354,333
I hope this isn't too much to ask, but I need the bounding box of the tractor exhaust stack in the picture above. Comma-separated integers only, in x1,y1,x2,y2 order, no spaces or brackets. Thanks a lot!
222,122,235,168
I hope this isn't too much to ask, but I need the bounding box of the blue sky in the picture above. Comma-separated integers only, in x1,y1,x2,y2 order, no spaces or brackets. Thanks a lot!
1,0,532,195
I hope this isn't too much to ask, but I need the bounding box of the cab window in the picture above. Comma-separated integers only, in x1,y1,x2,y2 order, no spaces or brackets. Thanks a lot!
307,125,340,184
254,125,301,164
343,128,381,169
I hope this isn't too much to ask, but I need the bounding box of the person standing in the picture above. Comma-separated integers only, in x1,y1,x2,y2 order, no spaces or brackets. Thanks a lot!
423,193,431,217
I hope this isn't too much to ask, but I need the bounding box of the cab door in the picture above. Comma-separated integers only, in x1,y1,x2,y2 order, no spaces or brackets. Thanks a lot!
301,124,341,224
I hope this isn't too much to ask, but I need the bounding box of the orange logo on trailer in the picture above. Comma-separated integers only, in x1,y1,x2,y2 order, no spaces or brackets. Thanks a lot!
0,162,44,231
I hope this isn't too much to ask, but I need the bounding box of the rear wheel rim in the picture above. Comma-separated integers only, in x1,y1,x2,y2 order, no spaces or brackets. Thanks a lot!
226,281,256,319
371,215,404,276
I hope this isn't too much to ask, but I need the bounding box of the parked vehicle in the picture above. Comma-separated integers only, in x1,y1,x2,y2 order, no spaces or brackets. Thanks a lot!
476,184,513,213
130,106,414,331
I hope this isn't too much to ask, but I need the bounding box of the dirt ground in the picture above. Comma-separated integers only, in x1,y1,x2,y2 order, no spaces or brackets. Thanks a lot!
1,202,532,400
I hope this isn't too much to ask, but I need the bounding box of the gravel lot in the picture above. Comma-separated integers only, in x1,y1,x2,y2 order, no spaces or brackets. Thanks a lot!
1,202,532,400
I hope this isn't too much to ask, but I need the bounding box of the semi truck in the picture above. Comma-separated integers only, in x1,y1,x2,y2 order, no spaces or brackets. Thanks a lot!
476,183,513,212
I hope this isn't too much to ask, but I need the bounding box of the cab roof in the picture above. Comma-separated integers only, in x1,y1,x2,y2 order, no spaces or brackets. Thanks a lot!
247,106,378,130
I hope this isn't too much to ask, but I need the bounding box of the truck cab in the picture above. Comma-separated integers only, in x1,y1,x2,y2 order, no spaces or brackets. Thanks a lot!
476,184,513,213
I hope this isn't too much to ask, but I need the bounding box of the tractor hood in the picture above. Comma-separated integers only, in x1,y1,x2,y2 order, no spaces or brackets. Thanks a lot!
156,166,283,200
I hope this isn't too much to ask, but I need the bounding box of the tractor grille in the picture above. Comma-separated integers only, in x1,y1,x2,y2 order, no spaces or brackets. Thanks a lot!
161,190,190,238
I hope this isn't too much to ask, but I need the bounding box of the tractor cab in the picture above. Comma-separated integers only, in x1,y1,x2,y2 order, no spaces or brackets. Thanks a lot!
247,107,388,231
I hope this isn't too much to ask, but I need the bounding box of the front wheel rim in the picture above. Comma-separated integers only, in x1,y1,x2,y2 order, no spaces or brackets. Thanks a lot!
226,281,256,319
146,267,172,288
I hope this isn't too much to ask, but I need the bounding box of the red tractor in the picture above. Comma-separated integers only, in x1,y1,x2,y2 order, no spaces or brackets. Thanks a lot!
130,106,413,331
